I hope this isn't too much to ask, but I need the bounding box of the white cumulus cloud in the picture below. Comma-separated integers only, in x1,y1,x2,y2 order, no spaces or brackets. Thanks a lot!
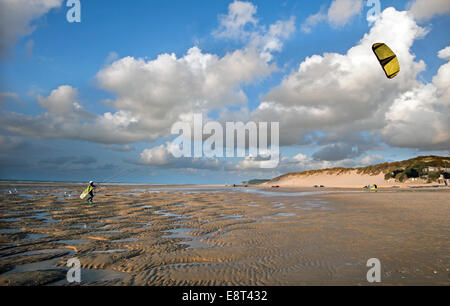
37,85,85,116
382,46,450,149
438,46,450,61
213,0,258,40
213,0,295,62
139,142,226,170
301,0,363,32
253,8,450,155
95,46,274,141
328,0,363,27
0,0,63,58
408,0,450,21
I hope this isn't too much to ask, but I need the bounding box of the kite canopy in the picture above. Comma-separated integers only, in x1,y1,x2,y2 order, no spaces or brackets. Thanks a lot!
372,43,400,79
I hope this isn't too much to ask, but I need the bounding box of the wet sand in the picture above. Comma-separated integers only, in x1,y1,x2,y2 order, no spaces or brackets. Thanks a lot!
0,183,449,285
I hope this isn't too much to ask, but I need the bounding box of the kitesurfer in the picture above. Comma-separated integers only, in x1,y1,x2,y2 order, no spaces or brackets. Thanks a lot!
85,181,96,204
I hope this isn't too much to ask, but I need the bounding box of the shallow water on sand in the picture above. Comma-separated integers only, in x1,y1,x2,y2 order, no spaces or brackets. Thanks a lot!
163,228,211,249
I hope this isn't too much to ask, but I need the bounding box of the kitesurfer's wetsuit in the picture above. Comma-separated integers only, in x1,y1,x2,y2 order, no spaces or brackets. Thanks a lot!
86,183,96,203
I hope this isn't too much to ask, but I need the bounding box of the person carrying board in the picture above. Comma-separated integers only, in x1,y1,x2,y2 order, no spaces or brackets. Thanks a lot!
80,181,96,204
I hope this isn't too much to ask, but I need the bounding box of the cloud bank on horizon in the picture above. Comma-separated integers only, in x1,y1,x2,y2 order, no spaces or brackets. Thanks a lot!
0,0,449,182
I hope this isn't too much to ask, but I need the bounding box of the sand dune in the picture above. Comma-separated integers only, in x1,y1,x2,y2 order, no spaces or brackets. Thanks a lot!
263,170,443,188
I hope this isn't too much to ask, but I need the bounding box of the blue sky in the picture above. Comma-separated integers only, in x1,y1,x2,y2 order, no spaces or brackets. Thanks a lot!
0,0,449,183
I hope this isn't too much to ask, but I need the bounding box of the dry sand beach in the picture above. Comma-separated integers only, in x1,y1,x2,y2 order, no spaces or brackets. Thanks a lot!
0,182,449,286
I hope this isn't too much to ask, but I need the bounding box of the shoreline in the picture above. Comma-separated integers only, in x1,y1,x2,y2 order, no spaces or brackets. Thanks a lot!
1,180,448,189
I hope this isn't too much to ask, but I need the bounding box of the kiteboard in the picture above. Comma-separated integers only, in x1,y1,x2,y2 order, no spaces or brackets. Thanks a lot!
363,185,378,191
80,190,89,199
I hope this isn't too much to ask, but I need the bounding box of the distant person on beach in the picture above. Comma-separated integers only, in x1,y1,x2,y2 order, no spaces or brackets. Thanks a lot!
85,181,96,204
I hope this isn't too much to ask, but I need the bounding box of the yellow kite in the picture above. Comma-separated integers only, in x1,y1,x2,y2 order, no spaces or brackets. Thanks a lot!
372,43,400,79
